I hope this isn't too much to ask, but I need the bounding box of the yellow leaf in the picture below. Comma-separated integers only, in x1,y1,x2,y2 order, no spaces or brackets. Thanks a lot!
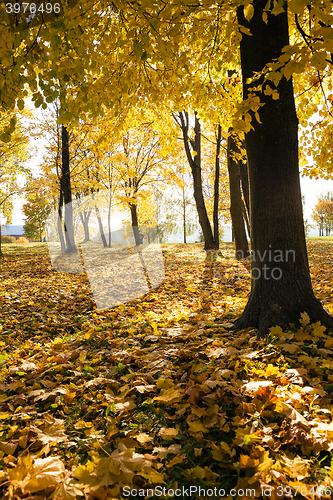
8,456,65,493
135,433,151,445
324,337,333,349
211,446,224,462
256,450,274,474
167,454,185,467
288,0,307,14
19,435,28,449
153,388,182,403
280,344,298,354
187,419,209,434
63,392,76,404
158,427,179,439
269,325,284,337
265,364,280,377
186,465,206,479
79,351,87,362
151,321,159,333
255,111,262,124
74,420,89,429
274,401,309,429
244,3,254,21
239,454,259,468
279,454,309,479
300,311,310,326
0,441,17,455
156,378,174,389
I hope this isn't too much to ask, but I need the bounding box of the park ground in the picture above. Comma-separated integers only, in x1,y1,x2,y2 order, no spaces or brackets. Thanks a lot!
0,239,333,499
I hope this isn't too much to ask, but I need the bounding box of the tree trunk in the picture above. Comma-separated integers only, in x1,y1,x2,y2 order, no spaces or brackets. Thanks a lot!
179,111,218,250
95,205,107,248
242,198,251,239
61,125,77,254
130,202,142,246
234,0,333,337
213,124,221,247
57,189,66,252
108,190,112,247
108,166,112,248
182,188,187,244
240,156,251,238
79,210,91,243
227,133,249,259
240,155,250,217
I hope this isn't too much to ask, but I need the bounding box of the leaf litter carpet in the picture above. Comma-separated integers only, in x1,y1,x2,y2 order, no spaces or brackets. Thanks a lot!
0,242,333,499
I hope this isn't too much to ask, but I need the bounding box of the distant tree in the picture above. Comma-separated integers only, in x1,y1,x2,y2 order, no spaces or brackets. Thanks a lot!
23,178,52,241
312,196,333,236
0,110,31,255
166,166,197,244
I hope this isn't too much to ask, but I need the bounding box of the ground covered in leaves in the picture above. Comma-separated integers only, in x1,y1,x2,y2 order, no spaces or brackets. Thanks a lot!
0,240,333,499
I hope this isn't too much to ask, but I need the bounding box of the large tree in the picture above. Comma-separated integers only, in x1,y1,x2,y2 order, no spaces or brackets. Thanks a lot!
234,0,333,336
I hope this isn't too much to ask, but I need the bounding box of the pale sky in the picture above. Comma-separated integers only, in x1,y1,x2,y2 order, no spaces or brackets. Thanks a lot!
9,164,333,236
6,115,333,236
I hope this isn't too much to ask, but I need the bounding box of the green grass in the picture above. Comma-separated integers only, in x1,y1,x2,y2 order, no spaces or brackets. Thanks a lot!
0,242,48,255
307,235,333,241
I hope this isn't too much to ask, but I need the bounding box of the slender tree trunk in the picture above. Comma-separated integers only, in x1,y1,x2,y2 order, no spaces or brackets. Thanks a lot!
240,157,251,238
129,202,142,246
79,211,91,243
95,205,107,248
61,125,77,254
234,0,333,337
213,124,221,247
242,198,251,239
108,165,112,247
182,188,187,244
227,133,249,259
57,189,66,252
108,190,112,247
240,156,250,216
179,111,218,250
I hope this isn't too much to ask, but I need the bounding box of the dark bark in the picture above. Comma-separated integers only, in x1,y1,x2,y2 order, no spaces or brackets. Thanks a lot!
61,125,77,254
79,210,91,243
234,0,333,337
239,155,250,216
108,190,112,247
227,133,249,259
242,198,251,239
213,124,221,247
130,202,142,246
240,155,251,238
179,111,218,250
182,188,187,244
57,189,66,252
108,166,112,247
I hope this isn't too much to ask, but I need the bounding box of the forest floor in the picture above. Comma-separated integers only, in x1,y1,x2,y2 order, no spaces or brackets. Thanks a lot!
0,240,333,499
